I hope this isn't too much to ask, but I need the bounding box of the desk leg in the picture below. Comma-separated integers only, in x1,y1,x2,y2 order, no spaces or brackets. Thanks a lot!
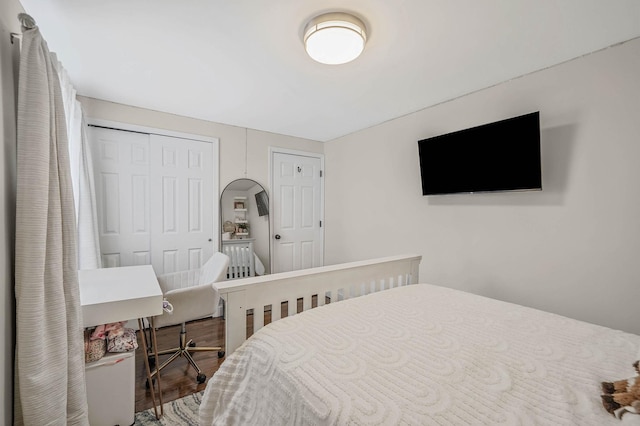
150,317,164,415
138,317,164,419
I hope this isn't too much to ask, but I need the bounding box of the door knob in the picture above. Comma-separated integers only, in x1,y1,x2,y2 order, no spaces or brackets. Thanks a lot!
275,234,281,240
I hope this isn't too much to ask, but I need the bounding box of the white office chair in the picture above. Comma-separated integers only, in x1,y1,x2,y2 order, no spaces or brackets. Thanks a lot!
148,252,230,384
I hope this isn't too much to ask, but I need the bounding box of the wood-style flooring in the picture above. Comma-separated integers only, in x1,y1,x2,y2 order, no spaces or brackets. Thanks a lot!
134,317,225,413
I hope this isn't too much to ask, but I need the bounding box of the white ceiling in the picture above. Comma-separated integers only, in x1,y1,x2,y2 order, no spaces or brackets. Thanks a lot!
18,0,640,142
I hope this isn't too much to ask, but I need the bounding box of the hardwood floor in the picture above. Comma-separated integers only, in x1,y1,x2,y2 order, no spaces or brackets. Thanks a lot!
134,317,225,413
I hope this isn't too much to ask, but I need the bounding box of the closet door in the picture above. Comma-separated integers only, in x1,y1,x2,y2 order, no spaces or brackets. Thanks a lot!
89,126,216,274
90,127,151,268
150,134,214,274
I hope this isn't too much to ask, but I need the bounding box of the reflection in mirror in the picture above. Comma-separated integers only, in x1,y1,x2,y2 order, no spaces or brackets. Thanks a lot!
220,179,270,277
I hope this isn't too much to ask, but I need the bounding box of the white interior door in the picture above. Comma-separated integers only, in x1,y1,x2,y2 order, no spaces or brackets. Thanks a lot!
90,127,151,268
90,126,217,274
271,151,323,273
150,134,214,274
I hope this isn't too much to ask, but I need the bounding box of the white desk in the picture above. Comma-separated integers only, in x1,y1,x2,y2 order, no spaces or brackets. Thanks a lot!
78,265,165,420
79,265,163,327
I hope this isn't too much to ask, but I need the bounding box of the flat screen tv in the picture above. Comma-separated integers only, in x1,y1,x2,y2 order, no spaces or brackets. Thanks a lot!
418,111,541,196
255,190,269,216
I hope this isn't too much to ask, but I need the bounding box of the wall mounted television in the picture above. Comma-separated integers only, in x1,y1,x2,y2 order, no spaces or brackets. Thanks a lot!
418,111,541,196
255,190,269,216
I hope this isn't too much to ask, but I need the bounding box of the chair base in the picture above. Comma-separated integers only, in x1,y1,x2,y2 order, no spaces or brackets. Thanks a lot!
148,322,224,384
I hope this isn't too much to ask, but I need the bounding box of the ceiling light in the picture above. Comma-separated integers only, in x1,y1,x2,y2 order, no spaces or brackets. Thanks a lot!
303,12,367,65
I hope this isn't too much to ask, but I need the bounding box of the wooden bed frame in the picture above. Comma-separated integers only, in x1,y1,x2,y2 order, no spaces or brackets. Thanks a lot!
216,254,422,355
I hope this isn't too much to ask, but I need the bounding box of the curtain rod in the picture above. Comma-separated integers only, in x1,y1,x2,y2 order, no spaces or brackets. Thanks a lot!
88,124,149,136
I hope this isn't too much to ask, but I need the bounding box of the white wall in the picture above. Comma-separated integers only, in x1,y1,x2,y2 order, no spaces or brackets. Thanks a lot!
0,1,22,424
325,38,640,335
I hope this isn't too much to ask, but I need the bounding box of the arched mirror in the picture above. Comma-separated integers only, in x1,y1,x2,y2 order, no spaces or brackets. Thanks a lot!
220,179,270,278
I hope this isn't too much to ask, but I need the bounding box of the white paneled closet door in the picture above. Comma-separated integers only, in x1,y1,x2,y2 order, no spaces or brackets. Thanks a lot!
150,134,214,274
90,127,151,268
90,126,216,275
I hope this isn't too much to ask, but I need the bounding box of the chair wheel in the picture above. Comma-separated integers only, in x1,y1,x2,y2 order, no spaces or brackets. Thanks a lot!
196,373,206,384
218,351,225,358
188,341,196,347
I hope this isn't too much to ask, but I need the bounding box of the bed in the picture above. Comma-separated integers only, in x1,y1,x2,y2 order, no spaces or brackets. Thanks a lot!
200,255,640,425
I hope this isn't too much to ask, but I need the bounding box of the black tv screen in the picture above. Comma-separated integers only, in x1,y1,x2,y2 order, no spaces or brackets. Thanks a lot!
418,112,541,195
255,190,269,216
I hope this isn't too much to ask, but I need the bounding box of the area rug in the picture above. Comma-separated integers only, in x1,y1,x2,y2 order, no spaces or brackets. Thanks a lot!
134,391,202,425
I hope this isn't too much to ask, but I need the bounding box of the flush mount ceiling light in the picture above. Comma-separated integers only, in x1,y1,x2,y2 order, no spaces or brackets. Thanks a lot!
303,12,367,65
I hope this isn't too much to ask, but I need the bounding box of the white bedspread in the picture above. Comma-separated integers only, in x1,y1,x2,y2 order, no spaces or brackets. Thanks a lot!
200,284,640,425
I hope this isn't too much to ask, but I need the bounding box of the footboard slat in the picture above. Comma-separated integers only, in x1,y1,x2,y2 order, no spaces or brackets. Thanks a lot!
218,254,422,355
271,301,281,321
253,306,264,333
318,292,327,307
288,298,296,317
303,295,312,312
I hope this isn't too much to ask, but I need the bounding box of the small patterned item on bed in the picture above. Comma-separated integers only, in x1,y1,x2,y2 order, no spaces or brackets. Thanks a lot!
601,360,640,419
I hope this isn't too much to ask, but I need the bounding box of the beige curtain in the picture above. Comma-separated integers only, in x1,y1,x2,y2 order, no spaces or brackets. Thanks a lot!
14,13,89,426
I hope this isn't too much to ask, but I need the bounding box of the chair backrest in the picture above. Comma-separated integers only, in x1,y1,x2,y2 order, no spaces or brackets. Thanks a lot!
199,252,230,286
153,252,230,328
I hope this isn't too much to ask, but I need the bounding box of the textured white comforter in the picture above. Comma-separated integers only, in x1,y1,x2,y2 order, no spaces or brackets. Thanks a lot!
200,284,640,425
